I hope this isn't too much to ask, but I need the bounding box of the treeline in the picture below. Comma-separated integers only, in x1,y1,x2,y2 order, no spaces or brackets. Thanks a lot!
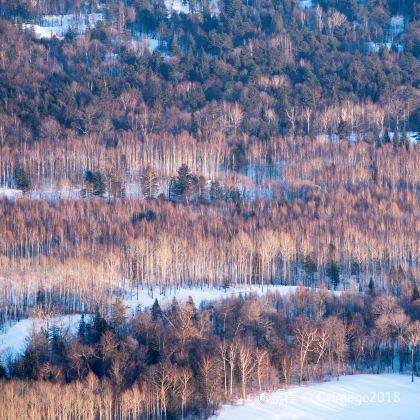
1,289,420,419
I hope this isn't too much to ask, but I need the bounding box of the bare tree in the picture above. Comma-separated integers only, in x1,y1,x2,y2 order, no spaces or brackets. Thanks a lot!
294,315,317,384
140,165,159,199
406,321,420,382
175,367,194,419
237,342,254,399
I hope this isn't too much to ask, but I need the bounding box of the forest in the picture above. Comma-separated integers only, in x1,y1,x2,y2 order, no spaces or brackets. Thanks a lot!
1,288,420,419
0,0,419,418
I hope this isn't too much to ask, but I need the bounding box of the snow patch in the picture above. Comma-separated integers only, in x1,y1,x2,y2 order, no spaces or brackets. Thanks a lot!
215,374,420,420
21,13,104,40
299,0,313,9
0,188,22,201
209,0,220,17
122,284,340,313
390,15,404,35
164,0,190,16
366,41,403,53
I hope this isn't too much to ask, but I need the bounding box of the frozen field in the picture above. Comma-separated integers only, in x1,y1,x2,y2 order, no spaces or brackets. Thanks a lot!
215,374,420,420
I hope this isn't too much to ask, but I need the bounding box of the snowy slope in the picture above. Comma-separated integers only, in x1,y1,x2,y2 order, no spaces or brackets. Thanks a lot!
215,374,420,420
0,315,81,361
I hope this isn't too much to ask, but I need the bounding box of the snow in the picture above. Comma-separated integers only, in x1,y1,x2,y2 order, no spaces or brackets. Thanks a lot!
164,0,190,16
390,15,404,35
130,33,161,54
209,0,220,17
0,188,22,201
215,374,420,420
408,131,419,144
299,0,313,9
124,285,302,311
381,131,418,144
122,284,341,313
0,314,81,361
22,13,104,40
366,42,403,53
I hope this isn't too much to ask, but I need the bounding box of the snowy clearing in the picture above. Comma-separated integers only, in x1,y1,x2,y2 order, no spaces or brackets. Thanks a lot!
123,284,341,313
123,284,301,312
215,374,420,420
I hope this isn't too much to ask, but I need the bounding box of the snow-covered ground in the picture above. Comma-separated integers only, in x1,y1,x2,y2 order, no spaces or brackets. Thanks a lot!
390,15,404,35
299,0,313,9
22,13,104,39
0,314,81,361
165,0,190,16
215,374,420,420
123,284,301,312
0,187,82,202
130,33,162,54
366,41,403,53
209,0,220,17
164,0,220,17
0,188,22,200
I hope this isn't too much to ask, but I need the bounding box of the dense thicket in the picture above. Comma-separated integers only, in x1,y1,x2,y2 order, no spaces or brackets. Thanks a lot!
1,290,420,419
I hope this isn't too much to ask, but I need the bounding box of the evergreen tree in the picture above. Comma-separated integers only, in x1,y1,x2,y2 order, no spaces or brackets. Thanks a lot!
78,314,87,340
336,120,350,140
368,277,375,295
392,130,399,148
151,298,162,321
383,129,391,144
22,347,40,380
0,361,6,379
49,325,65,358
412,284,420,302
303,254,317,285
169,164,198,203
14,166,31,193
326,260,340,290
91,307,108,343
85,170,106,197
